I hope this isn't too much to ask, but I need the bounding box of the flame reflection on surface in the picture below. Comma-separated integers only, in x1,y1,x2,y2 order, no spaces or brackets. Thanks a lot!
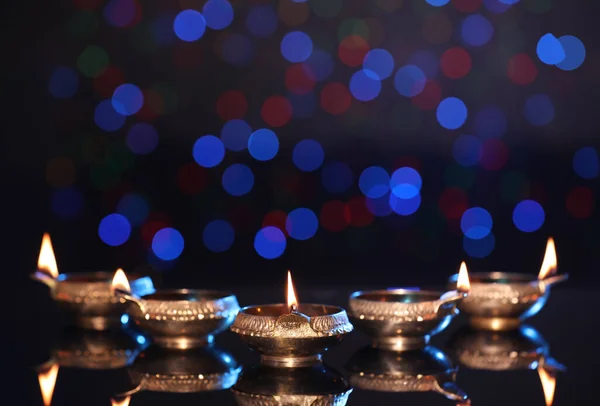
287,270,299,311
538,238,557,280
111,396,131,406
38,363,59,406
538,366,556,406
38,233,59,278
111,268,131,294
457,261,471,292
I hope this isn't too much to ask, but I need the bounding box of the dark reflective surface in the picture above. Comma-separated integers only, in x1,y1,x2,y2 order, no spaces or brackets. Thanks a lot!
7,281,599,405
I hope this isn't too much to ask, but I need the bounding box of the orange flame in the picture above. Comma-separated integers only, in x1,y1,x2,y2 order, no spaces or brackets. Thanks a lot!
538,238,557,280
111,268,131,294
38,233,59,279
111,397,131,406
538,366,556,406
457,261,471,293
287,271,299,312
38,363,59,406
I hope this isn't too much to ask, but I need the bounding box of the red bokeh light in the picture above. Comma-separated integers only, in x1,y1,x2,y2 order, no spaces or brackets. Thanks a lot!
92,65,125,98
441,47,472,79
320,82,351,115
320,201,349,232
285,64,316,95
479,139,509,171
261,96,292,127
216,90,247,121
136,89,163,121
344,196,374,227
452,0,482,12
411,80,442,111
438,187,469,219
507,53,538,86
566,186,594,219
262,210,288,235
338,35,370,67
177,163,208,195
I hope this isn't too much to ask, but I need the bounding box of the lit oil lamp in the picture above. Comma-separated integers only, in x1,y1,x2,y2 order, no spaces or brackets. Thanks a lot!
111,397,130,406
230,271,353,368
346,346,468,402
31,233,156,330
112,269,239,349
539,365,557,406
348,263,470,352
448,238,568,331
37,361,59,406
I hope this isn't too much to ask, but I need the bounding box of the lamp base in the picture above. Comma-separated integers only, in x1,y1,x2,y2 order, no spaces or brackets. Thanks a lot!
153,335,214,350
260,354,322,368
372,335,430,352
469,317,521,331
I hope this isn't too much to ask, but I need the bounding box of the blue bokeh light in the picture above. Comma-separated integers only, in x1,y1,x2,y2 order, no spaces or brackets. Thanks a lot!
52,187,83,219
104,0,136,28
203,220,235,252
536,33,566,65
202,0,234,30
484,0,512,13
152,15,177,46
461,207,493,240
426,0,450,6
221,119,252,151
286,208,318,240
303,50,334,81
394,65,426,97
474,106,507,138
136,335,147,345
222,163,254,196
452,135,482,166
94,100,125,132
293,139,324,172
288,92,316,118
573,147,599,179
48,67,79,98
248,129,279,161
524,94,554,126
359,166,390,199
366,193,393,217
463,232,495,258
461,14,494,47
120,314,129,324
363,49,395,80
322,162,353,194
193,135,225,168
112,83,144,116
174,10,206,42
350,69,381,101
389,194,421,216
408,50,439,78
556,35,586,71
513,200,545,232
246,6,278,38
152,227,184,260
281,31,313,63
390,167,422,199
437,97,468,130
254,226,286,259
98,213,131,246
221,34,253,66
117,193,149,226
127,123,159,155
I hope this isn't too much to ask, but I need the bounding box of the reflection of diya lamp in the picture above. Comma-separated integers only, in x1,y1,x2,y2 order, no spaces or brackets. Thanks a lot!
112,270,240,349
346,346,468,402
231,272,353,368
232,364,352,406
448,238,568,331
118,346,241,397
32,234,156,331
349,263,470,352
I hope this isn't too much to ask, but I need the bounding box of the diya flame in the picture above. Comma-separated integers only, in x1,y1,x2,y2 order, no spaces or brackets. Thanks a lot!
287,270,299,312
538,238,557,280
457,261,471,293
538,366,556,406
111,268,132,294
38,362,59,406
111,397,131,406
38,233,59,279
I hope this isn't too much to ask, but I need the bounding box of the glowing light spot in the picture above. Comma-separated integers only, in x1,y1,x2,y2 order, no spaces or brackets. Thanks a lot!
566,186,594,219
363,49,394,79
556,35,586,71
248,129,279,161
203,220,234,252
389,193,421,216
412,80,442,110
216,90,247,120
320,201,349,232
349,69,381,101
320,83,351,115
474,106,506,138
52,187,83,219
48,67,79,99
174,10,206,42
359,166,390,199
480,138,508,171
439,187,469,219
152,227,184,260
193,135,225,168
437,97,468,130
246,6,277,38
293,140,324,172
440,47,471,79
461,207,492,240
221,119,251,152
202,0,233,30
483,0,511,13
461,14,493,46
127,123,159,155
286,208,318,240
394,65,426,97
426,0,450,6
304,50,334,81
573,147,599,179
103,0,138,28
261,96,292,127
513,200,545,232
285,64,315,95
453,0,483,13
98,213,131,246
366,193,393,217
390,167,422,199
111,83,144,116
463,232,495,258
338,35,370,67
524,94,554,126
322,162,353,193
288,92,316,118
77,45,109,78
94,100,125,132
121,314,129,324
507,53,538,85
536,33,565,65
281,31,313,63
254,226,286,259
117,193,149,226
221,33,253,66
453,135,482,166
408,50,439,78
222,163,254,196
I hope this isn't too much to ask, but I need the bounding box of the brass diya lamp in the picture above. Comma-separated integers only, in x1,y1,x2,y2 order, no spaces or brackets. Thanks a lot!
31,234,156,331
448,238,568,331
232,364,352,406
231,271,353,368
112,269,240,349
346,346,468,402
116,346,241,399
348,263,471,352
